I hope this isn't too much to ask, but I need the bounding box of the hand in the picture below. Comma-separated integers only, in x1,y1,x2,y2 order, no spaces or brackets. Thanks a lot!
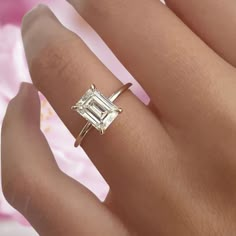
2,1,236,235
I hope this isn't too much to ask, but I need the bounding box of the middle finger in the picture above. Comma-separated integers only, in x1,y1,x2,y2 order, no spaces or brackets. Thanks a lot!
68,0,236,135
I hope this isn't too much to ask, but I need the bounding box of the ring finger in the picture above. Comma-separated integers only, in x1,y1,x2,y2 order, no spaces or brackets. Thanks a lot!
22,4,172,205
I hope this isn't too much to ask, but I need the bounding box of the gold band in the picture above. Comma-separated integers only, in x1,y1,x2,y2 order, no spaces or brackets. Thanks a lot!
74,83,132,147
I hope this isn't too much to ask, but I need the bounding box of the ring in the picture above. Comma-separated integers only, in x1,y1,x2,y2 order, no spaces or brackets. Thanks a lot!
72,83,132,147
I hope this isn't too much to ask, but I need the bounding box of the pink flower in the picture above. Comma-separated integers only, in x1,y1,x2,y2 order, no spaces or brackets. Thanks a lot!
0,0,148,225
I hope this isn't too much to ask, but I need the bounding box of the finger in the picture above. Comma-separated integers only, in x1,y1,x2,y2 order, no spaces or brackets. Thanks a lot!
165,0,236,67
21,4,172,196
67,0,236,134
1,83,128,236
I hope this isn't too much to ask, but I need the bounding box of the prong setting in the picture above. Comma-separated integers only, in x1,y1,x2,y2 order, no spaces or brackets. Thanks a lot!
91,84,96,91
117,108,123,113
71,105,78,110
100,129,105,135
72,84,121,134
73,83,132,147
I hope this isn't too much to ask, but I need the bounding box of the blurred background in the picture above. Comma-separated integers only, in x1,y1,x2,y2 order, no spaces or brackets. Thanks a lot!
0,0,148,235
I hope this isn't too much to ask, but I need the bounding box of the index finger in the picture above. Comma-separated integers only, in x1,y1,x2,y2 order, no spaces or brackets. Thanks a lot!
1,83,128,236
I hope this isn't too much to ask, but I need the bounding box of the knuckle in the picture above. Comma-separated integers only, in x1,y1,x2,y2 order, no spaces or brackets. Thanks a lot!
2,169,25,207
30,37,77,92
2,166,38,210
2,174,19,206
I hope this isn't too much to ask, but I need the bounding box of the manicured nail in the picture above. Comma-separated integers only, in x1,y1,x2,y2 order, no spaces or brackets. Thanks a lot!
18,82,32,94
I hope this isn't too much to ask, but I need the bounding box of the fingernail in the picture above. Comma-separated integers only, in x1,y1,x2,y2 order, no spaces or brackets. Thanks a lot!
18,82,31,94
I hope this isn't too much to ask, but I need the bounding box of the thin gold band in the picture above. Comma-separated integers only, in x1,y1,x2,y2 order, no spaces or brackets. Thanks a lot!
74,83,132,147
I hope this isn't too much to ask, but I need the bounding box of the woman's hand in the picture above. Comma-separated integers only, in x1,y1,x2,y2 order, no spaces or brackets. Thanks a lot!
2,1,236,235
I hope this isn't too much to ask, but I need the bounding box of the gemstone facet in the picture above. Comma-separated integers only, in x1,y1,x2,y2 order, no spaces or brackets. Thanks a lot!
74,86,120,134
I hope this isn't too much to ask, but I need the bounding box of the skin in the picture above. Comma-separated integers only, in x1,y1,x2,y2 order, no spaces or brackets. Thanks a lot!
1,0,236,235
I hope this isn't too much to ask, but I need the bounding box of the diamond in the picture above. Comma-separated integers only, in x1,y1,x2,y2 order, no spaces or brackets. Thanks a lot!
74,86,120,133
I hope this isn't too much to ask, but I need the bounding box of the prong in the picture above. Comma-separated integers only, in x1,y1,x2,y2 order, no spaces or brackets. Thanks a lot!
117,108,123,113
91,84,96,91
71,105,78,111
100,129,105,135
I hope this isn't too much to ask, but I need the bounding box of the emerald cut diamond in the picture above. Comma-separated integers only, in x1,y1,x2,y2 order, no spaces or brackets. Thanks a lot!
73,85,121,134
